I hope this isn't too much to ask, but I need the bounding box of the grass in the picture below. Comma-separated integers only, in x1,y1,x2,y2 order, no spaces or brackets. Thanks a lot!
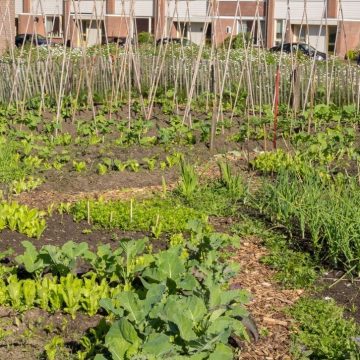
289,298,360,359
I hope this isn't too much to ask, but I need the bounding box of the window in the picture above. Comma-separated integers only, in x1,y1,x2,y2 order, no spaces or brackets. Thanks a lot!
298,26,307,42
46,16,62,37
328,25,337,53
275,20,284,45
238,22,247,34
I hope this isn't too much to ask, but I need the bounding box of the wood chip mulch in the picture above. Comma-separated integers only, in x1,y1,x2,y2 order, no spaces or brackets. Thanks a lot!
231,236,303,359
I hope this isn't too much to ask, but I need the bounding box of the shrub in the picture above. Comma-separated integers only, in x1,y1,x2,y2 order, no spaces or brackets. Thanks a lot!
137,32,154,44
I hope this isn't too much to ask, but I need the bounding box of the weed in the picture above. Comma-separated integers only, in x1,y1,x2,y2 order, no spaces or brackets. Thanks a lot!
289,298,360,359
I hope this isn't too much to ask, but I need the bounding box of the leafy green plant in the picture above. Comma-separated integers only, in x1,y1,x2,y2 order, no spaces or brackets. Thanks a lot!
289,298,360,359
73,160,87,172
0,201,46,238
113,159,128,172
126,159,140,172
91,224,250,360
44,336,66,360
10,176,42,195
71,197,206,234
97,163,108,175
142,157,157,171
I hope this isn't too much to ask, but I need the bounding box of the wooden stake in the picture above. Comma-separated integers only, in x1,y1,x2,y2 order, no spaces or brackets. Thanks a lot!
273,66,281,150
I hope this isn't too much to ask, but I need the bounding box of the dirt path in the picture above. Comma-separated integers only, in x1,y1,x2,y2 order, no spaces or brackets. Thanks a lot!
232,237,303,359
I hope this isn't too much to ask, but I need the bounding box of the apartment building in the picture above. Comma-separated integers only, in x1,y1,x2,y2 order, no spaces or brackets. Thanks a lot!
0,1,359,57
9,0,265,47
270,0,360,57
0,0,14,52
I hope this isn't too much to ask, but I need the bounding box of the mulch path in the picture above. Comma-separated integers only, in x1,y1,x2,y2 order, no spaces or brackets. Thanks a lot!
231,237,303,359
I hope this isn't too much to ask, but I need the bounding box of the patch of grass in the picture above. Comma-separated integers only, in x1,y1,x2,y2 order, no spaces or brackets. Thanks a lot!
289,298,360,359
261,236,319,289
0,141,31,184
180,182,241,216
232,217,319,289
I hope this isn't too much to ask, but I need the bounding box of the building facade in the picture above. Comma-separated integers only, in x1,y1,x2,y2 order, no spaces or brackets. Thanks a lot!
10,0,265,47
0,0,359,57
271,0,360,57
0,0,15,53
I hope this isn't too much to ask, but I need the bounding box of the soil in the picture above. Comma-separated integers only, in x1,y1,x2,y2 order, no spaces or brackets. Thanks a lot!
318,270,360,324
0,213,166,257
0,307,102,360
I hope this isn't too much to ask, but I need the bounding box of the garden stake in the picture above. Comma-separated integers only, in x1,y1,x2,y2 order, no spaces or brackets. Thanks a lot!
273,65,280,150
130,199,133,223
87,200,91,225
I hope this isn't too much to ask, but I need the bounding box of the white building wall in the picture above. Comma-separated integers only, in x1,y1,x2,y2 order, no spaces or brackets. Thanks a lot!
31,0,63,15
341,0,360,20
308,25,326,52
167,0,208,21
15,0,23,14
71,1,105,16
188,22,205,44
115,1,153,17
275,0,326,21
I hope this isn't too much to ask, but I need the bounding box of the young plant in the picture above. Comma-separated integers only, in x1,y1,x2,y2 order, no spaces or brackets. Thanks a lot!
142,157,157,171
178,160,198,200
97,163,108,175
73,160,87,172
218,161,246,200
126,159,140,172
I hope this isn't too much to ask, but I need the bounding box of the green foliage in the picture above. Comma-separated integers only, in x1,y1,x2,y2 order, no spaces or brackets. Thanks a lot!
44,336,65,360
218,161,247,200
289,298,360,359
345,49,360,61
71,197,206,234
222,33,252,49
10,176,42,195
178,160,199,201
83,223,249,359
73,160,87,172
97,163,108,175
0,201,46,238
0,141,33,184
137,32,154,44
257,170,360,272
0,224,251,360
251,149,311,175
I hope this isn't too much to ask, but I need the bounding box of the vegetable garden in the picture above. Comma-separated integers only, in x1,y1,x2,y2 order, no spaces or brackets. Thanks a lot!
0,36,359,360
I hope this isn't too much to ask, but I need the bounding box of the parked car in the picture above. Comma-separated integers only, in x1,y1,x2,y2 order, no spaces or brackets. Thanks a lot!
102,36,135,47
156,37,192,46
15,34,49,47
270,42,327,60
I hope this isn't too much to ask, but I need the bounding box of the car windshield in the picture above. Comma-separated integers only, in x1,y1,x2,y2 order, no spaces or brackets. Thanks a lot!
299,43,316,52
